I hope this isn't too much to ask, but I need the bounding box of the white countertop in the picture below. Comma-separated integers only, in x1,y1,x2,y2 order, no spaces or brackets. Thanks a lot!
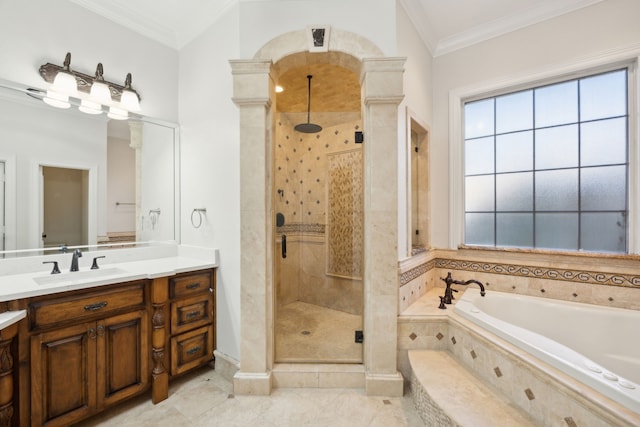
0,244,218,330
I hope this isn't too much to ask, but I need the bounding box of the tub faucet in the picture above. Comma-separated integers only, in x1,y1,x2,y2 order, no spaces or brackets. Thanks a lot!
439,272,486,308
70,249,83,272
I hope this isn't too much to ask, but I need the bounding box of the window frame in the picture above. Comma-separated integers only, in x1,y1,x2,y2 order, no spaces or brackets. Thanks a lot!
449,56,640,255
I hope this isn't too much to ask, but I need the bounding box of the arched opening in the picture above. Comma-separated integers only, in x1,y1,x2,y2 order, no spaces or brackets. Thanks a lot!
231,27,405,396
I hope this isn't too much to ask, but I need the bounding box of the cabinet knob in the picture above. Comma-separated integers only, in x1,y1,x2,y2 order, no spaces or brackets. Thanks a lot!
88,328,96,339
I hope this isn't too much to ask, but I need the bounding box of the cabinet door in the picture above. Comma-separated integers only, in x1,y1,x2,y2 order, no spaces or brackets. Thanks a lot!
96,310,149,409
30,321,97,427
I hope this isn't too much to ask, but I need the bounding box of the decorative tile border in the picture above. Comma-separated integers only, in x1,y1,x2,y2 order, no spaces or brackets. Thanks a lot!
399,256,640,288
399,259,436,285
277,223,325,235
436,258,640,288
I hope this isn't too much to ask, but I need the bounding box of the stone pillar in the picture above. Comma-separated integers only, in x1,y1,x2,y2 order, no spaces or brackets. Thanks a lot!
361,57,406,396
129,121,143,240
230,59,274,395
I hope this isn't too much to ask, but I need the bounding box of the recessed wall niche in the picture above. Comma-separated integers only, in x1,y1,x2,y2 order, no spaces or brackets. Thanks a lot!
408,109,430,255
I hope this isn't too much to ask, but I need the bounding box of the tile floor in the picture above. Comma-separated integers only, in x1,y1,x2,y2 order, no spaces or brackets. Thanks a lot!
276,301,362,363
77,366,425,426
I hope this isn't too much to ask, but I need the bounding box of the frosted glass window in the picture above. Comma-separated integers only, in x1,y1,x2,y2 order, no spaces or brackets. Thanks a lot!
466,213,494,246
465,99,494,139
535,169,578,211
496,90,533,134
535,81,578,127
581,213,626,253
581,166,626,211
465,137,494,175
496,172,532,211
463,67,629,253
580,70,627,121
465,175,494,211
496,131,532,173
535,125,578,169
581,118,627,166
535,213,578,250
497,213,533,247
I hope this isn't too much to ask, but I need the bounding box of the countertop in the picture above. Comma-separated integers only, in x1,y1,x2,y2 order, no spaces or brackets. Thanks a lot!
0,244,218,330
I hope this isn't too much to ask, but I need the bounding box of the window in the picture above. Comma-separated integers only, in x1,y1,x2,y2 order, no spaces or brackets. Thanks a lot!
464,68,629,253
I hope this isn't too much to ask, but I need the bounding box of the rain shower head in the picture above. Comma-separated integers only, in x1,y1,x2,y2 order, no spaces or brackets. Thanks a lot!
294,75,322,133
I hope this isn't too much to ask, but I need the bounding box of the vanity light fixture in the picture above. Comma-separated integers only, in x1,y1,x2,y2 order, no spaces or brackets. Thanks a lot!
39,52,142,117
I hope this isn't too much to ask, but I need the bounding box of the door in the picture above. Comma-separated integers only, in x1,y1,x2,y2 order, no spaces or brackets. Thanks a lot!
273,65,364,363
97,310,148,409
31,321,97,427
41,166,89,248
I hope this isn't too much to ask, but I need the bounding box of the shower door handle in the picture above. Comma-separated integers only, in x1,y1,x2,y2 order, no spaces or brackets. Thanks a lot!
281,234,287,259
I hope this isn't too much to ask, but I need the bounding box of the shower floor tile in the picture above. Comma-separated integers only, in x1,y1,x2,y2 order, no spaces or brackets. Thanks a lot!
276,301,362,363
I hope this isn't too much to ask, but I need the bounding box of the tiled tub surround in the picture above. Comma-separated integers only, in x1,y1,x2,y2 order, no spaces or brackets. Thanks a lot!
398,249,640,425
456,288,640,413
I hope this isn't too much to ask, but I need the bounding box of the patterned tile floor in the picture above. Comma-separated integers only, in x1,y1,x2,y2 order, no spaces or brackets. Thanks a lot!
77,366,425,426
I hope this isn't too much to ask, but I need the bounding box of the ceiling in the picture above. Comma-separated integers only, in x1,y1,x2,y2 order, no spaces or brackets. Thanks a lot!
69,0,603,54
68,0,604,116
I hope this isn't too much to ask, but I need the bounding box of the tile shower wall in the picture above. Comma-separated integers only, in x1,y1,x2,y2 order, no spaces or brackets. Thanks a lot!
275,114,363,315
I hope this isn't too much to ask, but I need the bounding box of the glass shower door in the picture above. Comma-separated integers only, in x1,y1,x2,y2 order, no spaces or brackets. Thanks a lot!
274,115,364,364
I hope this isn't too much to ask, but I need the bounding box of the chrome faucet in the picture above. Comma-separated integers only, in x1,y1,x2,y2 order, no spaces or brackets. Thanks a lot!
439,272,486,309
70,249,83,272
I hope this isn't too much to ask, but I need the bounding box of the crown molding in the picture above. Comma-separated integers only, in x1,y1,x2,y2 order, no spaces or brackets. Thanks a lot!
397,0,437,55
434,0,604,57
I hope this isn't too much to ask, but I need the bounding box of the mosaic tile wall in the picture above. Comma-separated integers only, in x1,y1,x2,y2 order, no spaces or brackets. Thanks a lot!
327,149,363,278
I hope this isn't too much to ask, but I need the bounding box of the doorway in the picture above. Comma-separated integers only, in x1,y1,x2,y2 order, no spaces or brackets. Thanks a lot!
273,64,363,363
41,166,89,248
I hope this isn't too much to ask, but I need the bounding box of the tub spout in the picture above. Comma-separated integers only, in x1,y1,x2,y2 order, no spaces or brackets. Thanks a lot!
461,279,486,297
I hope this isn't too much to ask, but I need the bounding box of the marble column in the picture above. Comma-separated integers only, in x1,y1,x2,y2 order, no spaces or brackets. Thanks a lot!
230,59,275,395
361,57,406,396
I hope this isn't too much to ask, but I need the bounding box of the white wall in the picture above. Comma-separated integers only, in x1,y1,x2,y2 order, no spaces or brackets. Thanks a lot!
0,0,179,122
396,3,433,259
431,0,640,249
238,0,397,57
107,137,135,233
179,5,242,360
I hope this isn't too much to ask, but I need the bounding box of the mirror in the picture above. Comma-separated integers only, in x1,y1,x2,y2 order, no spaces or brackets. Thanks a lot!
0,79,179,256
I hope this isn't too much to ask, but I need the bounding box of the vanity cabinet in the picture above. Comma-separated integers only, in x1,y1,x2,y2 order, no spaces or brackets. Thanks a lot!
168,270,215,375
28,281,148,427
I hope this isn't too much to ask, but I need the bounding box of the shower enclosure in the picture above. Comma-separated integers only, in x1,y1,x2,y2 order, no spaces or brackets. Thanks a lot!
273,65,363,363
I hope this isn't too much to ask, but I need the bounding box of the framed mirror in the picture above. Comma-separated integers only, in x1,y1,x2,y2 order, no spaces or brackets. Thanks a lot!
0,79,180,257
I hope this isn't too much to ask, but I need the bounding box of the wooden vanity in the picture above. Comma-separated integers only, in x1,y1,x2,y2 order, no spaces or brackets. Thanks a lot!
0,267,216,427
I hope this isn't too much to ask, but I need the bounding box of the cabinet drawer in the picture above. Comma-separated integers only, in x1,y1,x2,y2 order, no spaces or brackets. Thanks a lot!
170,325,213,375
171,293,214,335
170,271,212,299
29,282,146,330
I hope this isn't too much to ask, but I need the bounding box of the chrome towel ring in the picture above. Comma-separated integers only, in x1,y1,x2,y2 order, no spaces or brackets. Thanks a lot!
191,208,207,228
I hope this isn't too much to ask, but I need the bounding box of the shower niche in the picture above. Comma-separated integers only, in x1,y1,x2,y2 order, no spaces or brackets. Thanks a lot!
273,64,363,363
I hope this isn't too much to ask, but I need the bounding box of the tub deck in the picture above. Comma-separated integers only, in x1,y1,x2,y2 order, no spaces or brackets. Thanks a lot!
399,286,640,426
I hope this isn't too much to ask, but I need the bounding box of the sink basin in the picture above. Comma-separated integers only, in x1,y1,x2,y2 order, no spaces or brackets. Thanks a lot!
34,268,130,286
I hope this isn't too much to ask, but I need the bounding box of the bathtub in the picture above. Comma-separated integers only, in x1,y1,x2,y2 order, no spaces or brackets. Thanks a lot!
454,288,640,415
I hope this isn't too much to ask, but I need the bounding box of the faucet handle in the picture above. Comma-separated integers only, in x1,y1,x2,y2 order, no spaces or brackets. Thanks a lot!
43,261,61,274
91,256,106,270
